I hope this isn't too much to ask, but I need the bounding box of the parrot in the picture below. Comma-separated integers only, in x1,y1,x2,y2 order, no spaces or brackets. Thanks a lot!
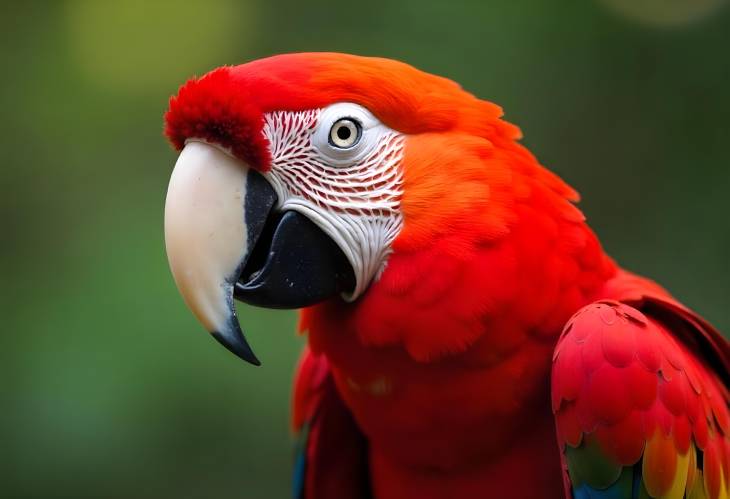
162,53,729,499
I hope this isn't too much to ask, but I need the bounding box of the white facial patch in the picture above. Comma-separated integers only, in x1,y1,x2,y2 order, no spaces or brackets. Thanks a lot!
261,103,405,300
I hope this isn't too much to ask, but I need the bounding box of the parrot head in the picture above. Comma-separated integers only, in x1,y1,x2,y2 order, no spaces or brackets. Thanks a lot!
164,53,583,365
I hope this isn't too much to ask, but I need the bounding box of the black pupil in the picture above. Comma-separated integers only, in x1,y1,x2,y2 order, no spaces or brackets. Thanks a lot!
336,124,352,141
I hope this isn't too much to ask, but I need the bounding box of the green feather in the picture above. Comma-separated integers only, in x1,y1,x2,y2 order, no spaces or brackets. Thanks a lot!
566,435,622,489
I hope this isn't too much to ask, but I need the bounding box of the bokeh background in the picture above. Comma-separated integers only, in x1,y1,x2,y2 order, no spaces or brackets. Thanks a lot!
2,0,728,497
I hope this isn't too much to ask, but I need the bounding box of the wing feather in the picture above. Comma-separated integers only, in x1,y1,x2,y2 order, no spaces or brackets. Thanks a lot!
292,346,371,499
552,299,729,499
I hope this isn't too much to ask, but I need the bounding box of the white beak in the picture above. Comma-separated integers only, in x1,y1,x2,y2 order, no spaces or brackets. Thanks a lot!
164,141,260,364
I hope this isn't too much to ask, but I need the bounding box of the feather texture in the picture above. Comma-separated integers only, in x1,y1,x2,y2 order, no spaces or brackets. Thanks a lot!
553,297,729,499
292,347,371,499
162,53,729,499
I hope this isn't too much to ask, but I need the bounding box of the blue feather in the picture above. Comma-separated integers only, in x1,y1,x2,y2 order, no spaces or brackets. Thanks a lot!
573,467,636,499
632,462,643,498
292,423,310,499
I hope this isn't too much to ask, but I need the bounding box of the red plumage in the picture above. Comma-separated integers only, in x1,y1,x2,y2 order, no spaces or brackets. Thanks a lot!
292,348,370,499
552,291,728,498
165,67,272,171
164,53,729,499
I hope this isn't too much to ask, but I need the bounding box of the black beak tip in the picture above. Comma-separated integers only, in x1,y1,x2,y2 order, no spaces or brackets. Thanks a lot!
211,330,262,366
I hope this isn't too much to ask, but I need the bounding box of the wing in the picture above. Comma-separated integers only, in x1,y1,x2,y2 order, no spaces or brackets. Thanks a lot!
292,346,371,499
552,299,730,499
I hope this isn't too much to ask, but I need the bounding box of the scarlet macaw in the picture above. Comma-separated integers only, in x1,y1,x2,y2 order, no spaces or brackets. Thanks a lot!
163,53,729,499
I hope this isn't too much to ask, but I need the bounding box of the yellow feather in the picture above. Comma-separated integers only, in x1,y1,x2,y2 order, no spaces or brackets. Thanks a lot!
689,470,708,499
718,467,728,499
659,449,689,499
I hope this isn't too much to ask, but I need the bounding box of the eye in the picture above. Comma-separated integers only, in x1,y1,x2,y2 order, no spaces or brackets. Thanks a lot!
328,118,362,149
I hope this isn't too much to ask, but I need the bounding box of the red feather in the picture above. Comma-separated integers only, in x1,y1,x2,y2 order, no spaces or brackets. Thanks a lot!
552,292,729,498
292,347,370,499
163,54,729,498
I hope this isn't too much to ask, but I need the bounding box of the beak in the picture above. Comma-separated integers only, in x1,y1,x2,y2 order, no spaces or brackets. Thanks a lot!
164,141,354,365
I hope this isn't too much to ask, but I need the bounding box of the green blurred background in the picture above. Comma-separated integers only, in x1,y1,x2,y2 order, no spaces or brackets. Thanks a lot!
2,0,728,497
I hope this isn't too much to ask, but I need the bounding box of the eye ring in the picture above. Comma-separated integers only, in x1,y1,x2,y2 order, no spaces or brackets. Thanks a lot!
328,117,362,149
